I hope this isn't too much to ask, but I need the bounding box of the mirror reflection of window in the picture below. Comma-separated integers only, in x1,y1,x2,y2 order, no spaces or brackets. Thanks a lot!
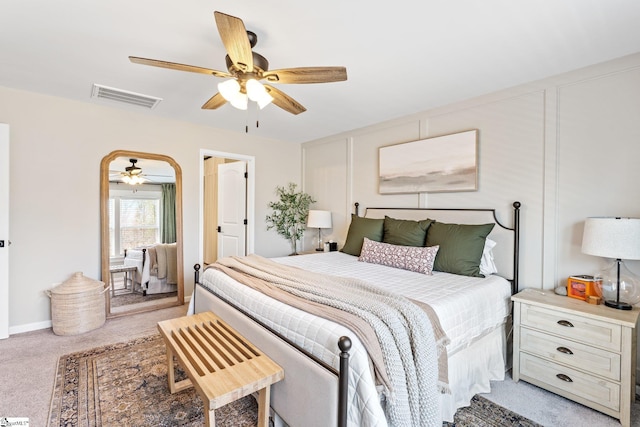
109,186,162,257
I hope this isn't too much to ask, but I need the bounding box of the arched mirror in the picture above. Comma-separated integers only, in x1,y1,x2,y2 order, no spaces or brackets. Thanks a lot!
100,150,184,317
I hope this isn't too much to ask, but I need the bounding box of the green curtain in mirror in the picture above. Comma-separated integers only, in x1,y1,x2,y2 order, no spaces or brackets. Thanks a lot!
161,183,176,243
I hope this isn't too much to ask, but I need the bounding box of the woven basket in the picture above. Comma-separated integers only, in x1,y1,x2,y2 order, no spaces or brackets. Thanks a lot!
47,272,107,336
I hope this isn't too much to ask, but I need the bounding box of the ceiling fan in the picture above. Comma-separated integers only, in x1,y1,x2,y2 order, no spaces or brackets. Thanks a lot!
109,158,173,185
129,11,347,115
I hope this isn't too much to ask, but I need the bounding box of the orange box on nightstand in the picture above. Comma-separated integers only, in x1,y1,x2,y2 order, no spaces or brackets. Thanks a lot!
567,275,600,301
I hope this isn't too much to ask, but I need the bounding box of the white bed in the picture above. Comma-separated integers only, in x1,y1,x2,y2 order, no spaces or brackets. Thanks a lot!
124,243,178,295
191,203,520,427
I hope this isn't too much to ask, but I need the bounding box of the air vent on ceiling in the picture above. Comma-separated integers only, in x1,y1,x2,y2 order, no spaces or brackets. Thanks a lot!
91,84,162,109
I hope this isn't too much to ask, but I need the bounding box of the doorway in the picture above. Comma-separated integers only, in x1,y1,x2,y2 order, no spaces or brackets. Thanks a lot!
200,150,255,267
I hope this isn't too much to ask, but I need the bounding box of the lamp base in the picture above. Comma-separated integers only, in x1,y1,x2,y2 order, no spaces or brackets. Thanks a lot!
315,247,324,251
604,299,633,310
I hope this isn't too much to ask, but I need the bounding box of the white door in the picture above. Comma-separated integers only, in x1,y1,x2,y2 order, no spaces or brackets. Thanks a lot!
217,161,247,258
0,124,9,339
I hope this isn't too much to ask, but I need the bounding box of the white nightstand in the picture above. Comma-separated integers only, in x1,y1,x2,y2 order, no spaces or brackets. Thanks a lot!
512,289,640,427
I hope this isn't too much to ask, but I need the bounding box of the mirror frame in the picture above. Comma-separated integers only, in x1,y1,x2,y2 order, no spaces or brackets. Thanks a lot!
100,150,184,318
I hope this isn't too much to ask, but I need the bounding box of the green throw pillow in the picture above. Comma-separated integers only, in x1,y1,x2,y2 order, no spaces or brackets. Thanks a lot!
341,214,384,256
426,222,495,277
383,216,434,247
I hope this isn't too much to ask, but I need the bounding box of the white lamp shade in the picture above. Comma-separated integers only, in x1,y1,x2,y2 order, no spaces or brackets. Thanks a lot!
581,217,640,260
246,79,273,109
307,210,332,229
218,79,240,100
228,92,248,110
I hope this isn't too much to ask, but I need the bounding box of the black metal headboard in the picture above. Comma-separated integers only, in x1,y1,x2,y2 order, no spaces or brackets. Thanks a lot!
355,201,521,294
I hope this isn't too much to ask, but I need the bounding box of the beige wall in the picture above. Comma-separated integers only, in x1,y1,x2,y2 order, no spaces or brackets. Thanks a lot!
302,52,640,292
1,86,301,331
303,51,640,381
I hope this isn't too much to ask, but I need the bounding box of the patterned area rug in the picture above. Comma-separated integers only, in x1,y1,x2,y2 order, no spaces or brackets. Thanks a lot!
48,335,257,426
445,395,542,426
48,334,540,427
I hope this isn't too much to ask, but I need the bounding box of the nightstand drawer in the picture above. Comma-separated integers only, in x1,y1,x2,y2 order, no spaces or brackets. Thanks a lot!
520,303,621,351
520,327,621,380
519,352,620,411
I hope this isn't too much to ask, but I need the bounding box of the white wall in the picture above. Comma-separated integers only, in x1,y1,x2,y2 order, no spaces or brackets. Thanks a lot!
0,85,301,331
302,52,640,292
302,50,640,383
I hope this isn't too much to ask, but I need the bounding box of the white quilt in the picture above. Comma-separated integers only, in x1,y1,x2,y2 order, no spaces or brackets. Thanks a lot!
198,251,511,426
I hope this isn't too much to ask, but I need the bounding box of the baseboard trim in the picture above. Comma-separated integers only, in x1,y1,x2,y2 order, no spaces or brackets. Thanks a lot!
9,297,190,336
9,320,52,335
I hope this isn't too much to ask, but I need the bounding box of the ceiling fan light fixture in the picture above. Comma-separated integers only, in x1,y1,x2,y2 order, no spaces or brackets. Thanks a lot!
218,79,249,110
229,92,248,110
218,79,241,101
121,174,146,185
256,94,273,109
246,79,273,109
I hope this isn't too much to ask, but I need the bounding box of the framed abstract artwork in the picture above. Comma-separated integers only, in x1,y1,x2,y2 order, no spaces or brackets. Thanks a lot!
379,129,478,194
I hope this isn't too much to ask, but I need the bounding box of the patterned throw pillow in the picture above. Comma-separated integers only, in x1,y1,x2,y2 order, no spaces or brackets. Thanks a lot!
358,238,439,275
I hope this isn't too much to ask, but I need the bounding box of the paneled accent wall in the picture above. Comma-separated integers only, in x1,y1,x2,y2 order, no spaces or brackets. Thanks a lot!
302,52,640,293
302,52,640,382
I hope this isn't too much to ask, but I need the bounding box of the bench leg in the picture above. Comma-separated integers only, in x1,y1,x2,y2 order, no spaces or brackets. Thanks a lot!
257,386,271,427
204,401,215,427
166,347,192,393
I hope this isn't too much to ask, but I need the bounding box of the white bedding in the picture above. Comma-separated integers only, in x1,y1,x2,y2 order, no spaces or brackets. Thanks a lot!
197,251,512,426
124,247,177,294
275,252,512,355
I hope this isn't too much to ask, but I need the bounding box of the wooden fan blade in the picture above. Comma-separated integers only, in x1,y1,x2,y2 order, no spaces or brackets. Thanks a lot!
214,11,253,72
264,85,306,115
129,56,232,78
263,67,347,84
201,93,227,110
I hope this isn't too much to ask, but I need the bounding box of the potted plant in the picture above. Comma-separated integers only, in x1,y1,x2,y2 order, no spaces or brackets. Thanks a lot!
266,183,316,255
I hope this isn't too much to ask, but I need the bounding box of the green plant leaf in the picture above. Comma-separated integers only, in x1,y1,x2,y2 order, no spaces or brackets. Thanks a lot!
265,182,316,253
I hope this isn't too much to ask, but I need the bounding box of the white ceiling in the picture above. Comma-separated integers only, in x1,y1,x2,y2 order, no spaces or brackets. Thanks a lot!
2,1,640,143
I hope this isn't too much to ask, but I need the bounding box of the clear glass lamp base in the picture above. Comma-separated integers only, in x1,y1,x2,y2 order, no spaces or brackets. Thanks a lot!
315,229,325,251
596,260,640,310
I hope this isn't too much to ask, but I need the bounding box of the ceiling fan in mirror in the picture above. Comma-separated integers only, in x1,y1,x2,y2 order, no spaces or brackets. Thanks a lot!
129,11,347,118
109,158,174,185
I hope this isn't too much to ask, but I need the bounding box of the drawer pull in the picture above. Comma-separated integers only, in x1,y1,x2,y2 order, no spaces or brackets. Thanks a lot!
556,346,573,355
557,320,574,327
556,373,573,382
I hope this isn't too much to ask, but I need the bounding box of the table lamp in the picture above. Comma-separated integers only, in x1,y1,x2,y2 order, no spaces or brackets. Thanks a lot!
581,217,640,310
307,210,332,251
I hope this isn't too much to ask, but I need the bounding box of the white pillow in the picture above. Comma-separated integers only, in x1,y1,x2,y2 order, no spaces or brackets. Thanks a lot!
479,238,498,276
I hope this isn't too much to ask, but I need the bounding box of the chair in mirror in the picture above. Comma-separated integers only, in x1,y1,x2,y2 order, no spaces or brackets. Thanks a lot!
100,150,184,317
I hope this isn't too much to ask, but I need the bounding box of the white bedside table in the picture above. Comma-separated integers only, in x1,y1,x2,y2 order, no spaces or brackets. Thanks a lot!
512,289,640,427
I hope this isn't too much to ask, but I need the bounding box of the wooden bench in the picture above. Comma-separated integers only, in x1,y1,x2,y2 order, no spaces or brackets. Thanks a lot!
109,264,137,297
157,311,284,427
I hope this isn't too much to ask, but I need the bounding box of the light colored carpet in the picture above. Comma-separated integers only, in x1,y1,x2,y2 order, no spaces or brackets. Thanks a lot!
0,305,188,426
484,372,640,426
1,303,639,427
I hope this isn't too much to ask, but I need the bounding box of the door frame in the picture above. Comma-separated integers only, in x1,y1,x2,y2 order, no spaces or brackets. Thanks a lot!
199,149,255,265
0,124,9,339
